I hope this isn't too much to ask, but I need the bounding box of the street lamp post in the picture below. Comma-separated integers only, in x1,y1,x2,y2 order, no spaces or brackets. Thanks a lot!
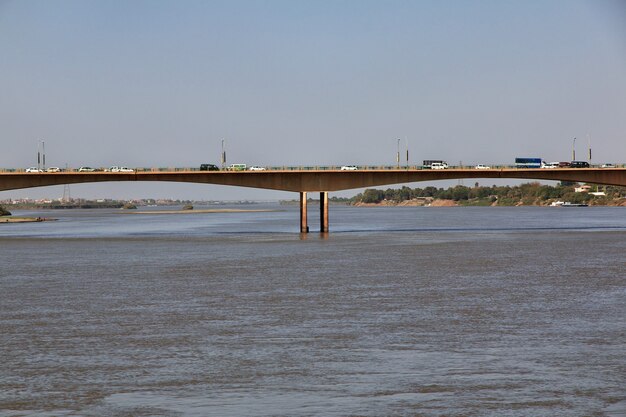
37,140,45,171
405,138,409,169
396,139,400,169
221,139,226,169
572,137,576,161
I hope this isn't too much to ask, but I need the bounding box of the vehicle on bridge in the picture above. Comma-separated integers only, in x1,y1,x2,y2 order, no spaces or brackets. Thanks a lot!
25,167,43,173
542,162,559,169
340,165,358,170
515,157,543,168
106,166,134,172
474,164,491,170
422,160,448,169
78,167,96,172
200,164,219,171
601,163,616,168
570,161,590,168
558,161,571,168
227,163,247,171
248,166,266,171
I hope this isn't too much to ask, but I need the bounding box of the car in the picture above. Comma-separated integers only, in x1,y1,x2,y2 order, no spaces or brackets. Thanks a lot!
78,167,96,172
340,165,358,170
106,166,133,172
474,164,491,170
46,167,61,173
25,167,43,173
200,164,219,171
558,162,571,168
541,162,559,169
570,161,590,168
601,163,616,168
248,166,266,171
430,162,447,170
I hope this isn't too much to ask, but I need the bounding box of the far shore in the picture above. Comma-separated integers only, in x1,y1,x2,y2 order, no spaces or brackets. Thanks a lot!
352,198,626,207
120,208,282,215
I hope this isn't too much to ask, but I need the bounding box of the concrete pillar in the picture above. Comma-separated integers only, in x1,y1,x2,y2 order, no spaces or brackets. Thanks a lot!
300,192,309,233
320,191,329,233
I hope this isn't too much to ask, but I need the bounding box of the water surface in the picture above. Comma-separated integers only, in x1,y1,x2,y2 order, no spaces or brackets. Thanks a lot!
1,205,625,416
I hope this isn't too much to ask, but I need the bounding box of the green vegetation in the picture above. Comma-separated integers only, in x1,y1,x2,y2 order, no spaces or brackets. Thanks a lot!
122,203,137,210
182,204,194,210
0,205,11,216
351,182,626,206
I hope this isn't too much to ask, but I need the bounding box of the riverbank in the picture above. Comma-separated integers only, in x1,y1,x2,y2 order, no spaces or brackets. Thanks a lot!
121,208,281,215
353,198,626,207
0,216,57,223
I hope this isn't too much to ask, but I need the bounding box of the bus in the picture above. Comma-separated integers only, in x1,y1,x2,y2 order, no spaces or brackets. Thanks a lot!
515,157,543,168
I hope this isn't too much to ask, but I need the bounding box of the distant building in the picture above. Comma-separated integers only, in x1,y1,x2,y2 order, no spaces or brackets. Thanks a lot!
575,185,591,193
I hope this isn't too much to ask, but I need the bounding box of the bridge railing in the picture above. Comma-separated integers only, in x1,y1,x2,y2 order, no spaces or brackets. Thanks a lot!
1,164,624,173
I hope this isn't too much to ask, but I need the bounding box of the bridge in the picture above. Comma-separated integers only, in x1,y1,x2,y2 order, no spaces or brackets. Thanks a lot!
2,167,625,233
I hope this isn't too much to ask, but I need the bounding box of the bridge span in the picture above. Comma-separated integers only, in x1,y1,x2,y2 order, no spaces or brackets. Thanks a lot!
2,168,625,233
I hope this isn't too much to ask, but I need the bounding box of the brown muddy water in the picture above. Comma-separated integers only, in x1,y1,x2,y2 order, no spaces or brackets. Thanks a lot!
1,205,625,416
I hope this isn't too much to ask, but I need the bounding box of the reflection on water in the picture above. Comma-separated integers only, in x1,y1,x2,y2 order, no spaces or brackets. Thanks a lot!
1,206,625,416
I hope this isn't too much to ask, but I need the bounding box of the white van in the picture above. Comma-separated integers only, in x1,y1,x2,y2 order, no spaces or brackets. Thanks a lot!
228,164,247,171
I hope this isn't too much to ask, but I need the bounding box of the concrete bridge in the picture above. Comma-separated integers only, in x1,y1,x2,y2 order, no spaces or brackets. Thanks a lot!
1,167,625,232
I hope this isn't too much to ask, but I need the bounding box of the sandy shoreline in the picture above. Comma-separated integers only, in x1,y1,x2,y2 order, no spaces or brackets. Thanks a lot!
121,208,282,215
0,216,57,223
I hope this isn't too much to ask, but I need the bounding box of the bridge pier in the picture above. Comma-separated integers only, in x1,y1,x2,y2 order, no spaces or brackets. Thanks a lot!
299,191,329,233
300,192,309,233
320,192,328,233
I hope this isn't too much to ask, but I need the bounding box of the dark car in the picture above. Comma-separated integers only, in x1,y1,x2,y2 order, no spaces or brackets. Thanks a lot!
570,161,590,168
200,164,219,171
558,161,571,168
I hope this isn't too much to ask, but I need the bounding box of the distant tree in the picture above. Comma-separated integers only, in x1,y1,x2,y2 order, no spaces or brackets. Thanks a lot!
359,189,384,203
0,205,12,216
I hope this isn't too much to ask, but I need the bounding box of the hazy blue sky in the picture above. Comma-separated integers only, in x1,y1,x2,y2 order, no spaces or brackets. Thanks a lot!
1,0,625,200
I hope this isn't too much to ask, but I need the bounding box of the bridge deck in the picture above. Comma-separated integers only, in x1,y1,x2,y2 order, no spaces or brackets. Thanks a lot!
1,168,625,193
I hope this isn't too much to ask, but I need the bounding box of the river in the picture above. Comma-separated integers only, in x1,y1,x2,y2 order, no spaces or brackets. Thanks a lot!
1,204,625,416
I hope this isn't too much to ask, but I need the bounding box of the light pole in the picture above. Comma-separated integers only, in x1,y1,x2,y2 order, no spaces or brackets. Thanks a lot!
221,139,226,169
37,140,45,171
572,137,576,161
396,139,400,169
405,137,409,169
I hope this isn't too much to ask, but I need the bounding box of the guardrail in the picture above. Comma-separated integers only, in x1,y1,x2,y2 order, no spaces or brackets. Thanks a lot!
1,164,624,173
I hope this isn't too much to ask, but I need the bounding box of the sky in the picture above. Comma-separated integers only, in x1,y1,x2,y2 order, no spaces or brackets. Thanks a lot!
1,0,625,200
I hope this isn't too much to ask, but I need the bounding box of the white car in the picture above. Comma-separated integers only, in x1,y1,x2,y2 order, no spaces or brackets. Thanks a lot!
601,163,616,168
474,164,491,170
340,165,358,170
25,167,43,173
46,167,61,173
541,162,559,169
108,166,134,172
248,166,266,171
78,167,96,172
430,162,447,170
